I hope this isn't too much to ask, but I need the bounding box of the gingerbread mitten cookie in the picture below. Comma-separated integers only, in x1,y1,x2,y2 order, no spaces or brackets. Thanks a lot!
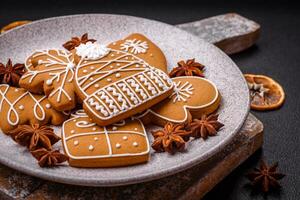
62,110,150,167
0,84,67,133
73,36,173,126
137,77,221,126
19,49,77,111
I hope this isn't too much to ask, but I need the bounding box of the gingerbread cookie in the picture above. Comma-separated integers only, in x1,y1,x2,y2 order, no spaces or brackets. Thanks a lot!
137,76,221,126
0,84,67,133
19,49,77,111
107,33,168,73
62,110,150,167
73,36,174,126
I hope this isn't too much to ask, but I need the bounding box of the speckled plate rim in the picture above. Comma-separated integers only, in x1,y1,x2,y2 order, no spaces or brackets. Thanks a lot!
0,14,250,187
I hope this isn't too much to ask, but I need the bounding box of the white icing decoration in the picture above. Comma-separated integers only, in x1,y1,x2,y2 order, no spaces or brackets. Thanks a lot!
70,109,87,118
74,140,79,146
75,48,173,120
45,103,51,109
0,85,47,126
107,86,128,110
22,50,75,103
88,145,94,151
46,79,52,85
71,130,75,134
117,82,139,104
116,143,121,148
90,66,95,70
14,89,19,92
133,142,138,147
127,79,147,100
170,81,194,103
112,126,117,131
76,120,96,128
107,78,112,82
132,77,220,125
83,69,88,73
90,77,94,81
138,74,157,95
62,116,150,160
94,137,98,141
87,98,109,117
18,105,24,110
66,62,75,70
97,91,119,114
76,42,109,60
120,39,148,54
116,63,121,66
92,127,97,131
134,128,138,131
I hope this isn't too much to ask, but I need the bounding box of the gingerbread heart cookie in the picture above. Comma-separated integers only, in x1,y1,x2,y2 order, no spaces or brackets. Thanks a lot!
19,49,77,111
73,36,174,126
137,76,221,126
62,110,150,167
0,84,67,133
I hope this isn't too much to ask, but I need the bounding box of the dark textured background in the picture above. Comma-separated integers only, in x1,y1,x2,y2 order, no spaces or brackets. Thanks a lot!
0,1,299,199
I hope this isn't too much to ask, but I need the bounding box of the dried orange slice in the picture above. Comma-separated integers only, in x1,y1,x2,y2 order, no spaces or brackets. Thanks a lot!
244,74,285,111
1,20,31,34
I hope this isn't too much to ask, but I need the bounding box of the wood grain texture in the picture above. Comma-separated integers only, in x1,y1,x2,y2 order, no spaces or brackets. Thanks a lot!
0,113,262,200
177,13,260,54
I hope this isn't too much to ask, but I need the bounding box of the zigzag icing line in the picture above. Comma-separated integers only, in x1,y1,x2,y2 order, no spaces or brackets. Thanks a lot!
117,82,139,104
97,91,119,114
127,78,148,100
107,86,128,110
87,98,109,116
137,74,157,95
146,70,166,89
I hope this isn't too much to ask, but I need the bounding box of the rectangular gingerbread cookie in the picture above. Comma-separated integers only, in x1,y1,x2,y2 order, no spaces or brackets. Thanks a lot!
62,111,150,167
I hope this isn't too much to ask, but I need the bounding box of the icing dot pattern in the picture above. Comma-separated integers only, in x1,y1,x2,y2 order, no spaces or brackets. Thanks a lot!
63,116,150,159
0,85,49,126
77,49,173,120
21,50,75,104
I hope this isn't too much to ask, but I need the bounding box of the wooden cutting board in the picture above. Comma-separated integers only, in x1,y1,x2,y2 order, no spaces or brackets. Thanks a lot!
0,13,261,200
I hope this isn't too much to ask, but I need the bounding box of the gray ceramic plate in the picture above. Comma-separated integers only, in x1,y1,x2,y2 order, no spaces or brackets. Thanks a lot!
0,14,249,186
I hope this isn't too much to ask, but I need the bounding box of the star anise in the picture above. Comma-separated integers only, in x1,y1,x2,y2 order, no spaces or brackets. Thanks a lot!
151,122,191,154
0,59,26,86
169,58,205,78
62,33,96,51
189,114,224,139
8,124,60,151
248,82,270,99
31,148,68,167
246,160,285,193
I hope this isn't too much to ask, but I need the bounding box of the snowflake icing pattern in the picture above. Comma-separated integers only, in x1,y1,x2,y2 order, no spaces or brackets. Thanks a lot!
170,81,194,103
21,50,75,103
120,39,148,54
